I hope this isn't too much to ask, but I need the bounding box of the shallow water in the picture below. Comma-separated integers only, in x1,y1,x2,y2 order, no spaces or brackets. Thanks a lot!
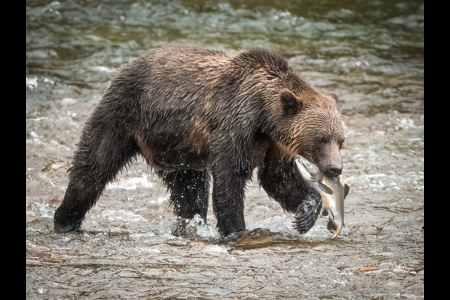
26,0,423,299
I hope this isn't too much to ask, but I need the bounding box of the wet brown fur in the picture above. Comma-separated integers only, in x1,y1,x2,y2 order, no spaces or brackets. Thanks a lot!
54,44,345,237
189,116,211,154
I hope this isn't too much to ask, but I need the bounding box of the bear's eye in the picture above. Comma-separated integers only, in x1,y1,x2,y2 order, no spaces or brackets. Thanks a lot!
320,137,328,144
338,139,345,149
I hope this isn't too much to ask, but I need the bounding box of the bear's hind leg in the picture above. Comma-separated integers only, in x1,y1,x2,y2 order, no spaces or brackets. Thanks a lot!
54,122,137,233
157,169,209,234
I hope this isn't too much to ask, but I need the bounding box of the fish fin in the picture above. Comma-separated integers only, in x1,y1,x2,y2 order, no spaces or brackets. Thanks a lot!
344,184,350,198
319,182,333,194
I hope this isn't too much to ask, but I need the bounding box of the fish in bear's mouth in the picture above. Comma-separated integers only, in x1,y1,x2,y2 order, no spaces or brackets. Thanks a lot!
293,155,350,238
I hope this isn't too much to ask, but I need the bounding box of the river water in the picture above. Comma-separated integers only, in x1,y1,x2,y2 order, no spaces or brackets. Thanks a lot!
26,0,424,299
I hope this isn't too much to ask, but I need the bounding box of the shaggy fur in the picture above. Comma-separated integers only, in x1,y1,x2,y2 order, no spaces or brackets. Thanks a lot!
54,44,345,237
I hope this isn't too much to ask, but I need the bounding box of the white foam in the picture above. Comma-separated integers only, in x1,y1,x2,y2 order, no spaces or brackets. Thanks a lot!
26,77,38,89
101,209,147,223
202,245,227,253
106,173,154,190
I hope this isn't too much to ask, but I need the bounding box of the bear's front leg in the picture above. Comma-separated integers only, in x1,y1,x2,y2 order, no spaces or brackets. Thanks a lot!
258,145,322,234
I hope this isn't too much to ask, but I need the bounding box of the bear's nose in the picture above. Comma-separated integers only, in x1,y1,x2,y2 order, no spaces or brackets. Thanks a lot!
326,164,342,178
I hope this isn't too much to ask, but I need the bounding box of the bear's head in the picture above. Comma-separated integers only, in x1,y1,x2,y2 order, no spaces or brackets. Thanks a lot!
272,89,345,178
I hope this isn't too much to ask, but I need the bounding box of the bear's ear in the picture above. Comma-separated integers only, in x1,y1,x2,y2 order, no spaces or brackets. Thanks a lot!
280,91,302,116
328,92,339,103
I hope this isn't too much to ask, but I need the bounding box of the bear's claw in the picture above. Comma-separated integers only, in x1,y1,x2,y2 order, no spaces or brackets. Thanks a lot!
54,219,81,233
292,195,322,234
54,208,83,233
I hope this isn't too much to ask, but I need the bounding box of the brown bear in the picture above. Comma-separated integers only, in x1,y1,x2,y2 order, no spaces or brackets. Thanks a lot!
54,44,345,237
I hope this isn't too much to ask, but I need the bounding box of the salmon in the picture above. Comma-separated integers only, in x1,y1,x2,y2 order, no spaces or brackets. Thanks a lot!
295,156,350,238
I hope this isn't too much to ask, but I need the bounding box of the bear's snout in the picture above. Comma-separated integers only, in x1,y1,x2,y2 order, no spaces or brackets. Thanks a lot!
325,163,342,178
316,141,343,179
